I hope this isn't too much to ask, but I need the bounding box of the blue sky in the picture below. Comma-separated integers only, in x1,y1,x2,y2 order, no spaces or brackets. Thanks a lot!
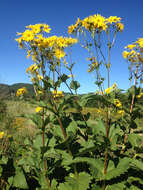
0,0,143,93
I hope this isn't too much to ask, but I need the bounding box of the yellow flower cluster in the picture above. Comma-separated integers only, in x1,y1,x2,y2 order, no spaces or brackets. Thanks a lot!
123,38,143,62
16,24,51,43
16,24,77,61
0,131,4,139
114,99,122,108
52,90,64,98
68,14,123,34
16,87,27,96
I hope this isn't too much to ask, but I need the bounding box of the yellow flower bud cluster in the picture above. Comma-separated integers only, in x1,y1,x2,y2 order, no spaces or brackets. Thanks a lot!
68,14,123,34
16,87,27,96
52,90,64,98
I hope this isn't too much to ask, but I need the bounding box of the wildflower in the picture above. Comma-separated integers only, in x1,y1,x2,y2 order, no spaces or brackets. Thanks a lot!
117,110,125,115
114,99,122,108
35,106,43,113
26,64,38,74
0,132,4,139
116,22,124,32
52,90,64,98
54,49,65,59
37,74,43,80
125,44,136,50
122,51,129,59
105,87,112,94
136,92,143,98
136,38,143,48
106,16,121,24
16,87,27,96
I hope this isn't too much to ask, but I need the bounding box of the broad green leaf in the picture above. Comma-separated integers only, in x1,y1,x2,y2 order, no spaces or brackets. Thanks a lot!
13,169,28,189
76,172,92,190
131,159,143,171
50,179,58,190
128,134,142,147
106,182,125,190
104,157,131,180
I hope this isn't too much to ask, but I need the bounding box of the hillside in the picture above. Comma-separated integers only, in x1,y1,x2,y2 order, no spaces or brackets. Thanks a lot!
0,83,35,99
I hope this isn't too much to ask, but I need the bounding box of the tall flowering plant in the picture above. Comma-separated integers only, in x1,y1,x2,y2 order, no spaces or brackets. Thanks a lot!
1,16,142,190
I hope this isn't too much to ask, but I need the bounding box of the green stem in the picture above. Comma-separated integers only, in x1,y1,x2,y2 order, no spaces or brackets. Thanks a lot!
41,108,50,189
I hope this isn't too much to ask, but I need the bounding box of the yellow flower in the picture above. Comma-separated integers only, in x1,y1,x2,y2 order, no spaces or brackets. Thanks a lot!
37,90,43,94
54,49,65,59
122,51,129,59
106,16,121,24
37,74,43,80
26,64,38,74
0,132,4,139
16,87,27,96
52,90,64,98
117,110,125,115
136,38,143,48
136,92,143,98
116,23,124,32
26,50,31,59
125,44,136,50
35,107,43,113
114,99,122,108
105,87,112,94
68,25,75,34
43,24,51,33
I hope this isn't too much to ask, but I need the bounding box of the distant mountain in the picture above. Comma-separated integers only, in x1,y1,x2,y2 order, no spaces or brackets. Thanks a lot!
0,83,35,99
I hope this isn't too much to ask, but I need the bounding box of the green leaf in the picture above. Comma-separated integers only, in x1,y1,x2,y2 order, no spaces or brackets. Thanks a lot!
29,114,42,128
33,134,43,149
60,74,69,82
38,173,49,189
8,176,13,186
131,159,143,171
13,169,28,189
76,172,92,190
128,134,142,147
66,121,78,136
70,80,80,90
50,179,58,190
63,157,104,177
106,182,125,190
58,172,92,190
92,119,106,135
0,156,8,164
104,157,131,180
